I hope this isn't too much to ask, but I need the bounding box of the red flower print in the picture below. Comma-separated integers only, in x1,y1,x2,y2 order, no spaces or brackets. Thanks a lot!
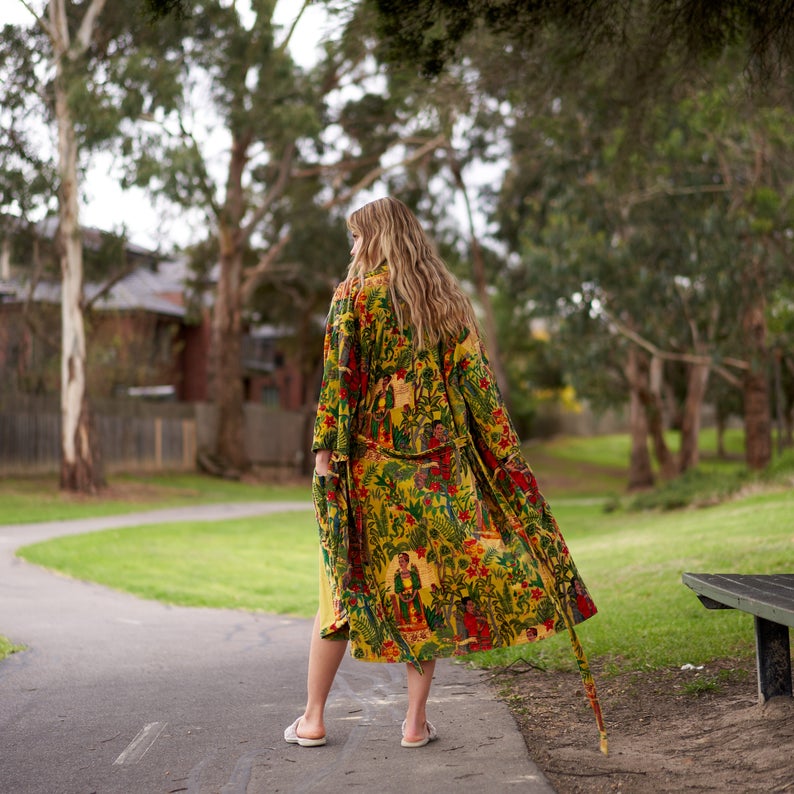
406,515,416,526
416,546,426,558
466,563,479,579
458,509,471,522
544,618,556,631
479,377,490,389
531,588,543,601
395,367,407,379
430,481,440,492
448,485,458,495
323,415,336,427
521,581,529,588
460,358,470,370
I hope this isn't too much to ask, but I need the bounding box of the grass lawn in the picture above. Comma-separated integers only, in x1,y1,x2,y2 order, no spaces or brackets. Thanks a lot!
7,432,794,672
0,472,309,525
18,510,318,616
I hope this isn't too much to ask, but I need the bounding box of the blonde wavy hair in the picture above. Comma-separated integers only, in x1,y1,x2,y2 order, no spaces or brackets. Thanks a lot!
346,197,478,348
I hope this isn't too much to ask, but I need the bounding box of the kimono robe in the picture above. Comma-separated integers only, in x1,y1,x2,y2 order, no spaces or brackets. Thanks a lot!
312,264,607,752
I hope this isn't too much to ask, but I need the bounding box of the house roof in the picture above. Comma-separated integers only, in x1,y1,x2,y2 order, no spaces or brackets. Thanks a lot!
20,263,188,318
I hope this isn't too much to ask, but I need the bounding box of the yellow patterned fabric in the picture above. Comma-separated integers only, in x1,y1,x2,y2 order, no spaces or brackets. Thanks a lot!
312,265,607,752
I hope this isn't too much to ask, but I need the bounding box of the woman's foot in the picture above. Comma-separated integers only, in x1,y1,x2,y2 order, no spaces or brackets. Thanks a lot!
284,717,327,747
400,719,438,748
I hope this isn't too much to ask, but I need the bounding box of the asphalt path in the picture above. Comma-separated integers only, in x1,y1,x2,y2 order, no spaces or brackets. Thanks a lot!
0,502,555,794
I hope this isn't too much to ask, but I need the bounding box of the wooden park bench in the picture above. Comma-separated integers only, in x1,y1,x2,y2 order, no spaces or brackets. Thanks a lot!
682,573,794,702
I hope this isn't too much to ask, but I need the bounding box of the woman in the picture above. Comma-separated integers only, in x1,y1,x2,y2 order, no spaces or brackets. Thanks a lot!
285,197,607,752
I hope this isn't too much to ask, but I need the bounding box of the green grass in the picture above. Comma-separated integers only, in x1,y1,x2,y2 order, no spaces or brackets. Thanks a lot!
0,635,25,661
18,511,319,615
0,472,309,525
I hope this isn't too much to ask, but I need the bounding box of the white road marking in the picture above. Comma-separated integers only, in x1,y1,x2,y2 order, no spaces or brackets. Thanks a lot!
113,721,167,766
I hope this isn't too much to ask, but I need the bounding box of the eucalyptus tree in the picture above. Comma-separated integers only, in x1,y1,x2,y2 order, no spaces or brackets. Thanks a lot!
494,49,794,478
125,1,450,473
1,1,182,492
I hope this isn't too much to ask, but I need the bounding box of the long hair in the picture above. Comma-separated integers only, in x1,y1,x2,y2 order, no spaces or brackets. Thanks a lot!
346,197,478,348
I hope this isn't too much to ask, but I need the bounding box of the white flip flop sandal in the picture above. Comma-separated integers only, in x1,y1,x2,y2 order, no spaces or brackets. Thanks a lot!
284,717,327,747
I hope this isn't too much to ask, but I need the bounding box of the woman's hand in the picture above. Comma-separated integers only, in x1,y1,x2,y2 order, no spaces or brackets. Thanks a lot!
314,449,331,477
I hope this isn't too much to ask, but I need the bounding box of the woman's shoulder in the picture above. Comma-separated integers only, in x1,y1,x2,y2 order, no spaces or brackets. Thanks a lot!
332,268,389,302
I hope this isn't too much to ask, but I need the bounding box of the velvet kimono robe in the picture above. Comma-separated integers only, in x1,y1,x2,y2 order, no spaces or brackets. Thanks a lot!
312,264,606,751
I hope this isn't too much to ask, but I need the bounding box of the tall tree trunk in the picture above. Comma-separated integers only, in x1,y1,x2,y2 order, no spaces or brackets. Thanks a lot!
51,0,104,492
679,361,711,472
625,347,654,490
642,354,676,480
742,273,771,470
206,129,251,474
210,227,248,473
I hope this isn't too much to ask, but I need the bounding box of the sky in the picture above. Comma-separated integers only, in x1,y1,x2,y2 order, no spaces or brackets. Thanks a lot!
2,0,330,252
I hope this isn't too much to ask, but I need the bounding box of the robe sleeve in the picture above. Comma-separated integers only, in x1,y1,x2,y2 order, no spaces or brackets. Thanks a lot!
312,281,361,459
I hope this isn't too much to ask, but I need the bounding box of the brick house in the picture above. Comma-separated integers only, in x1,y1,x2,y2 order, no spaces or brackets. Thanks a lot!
0,225,305,409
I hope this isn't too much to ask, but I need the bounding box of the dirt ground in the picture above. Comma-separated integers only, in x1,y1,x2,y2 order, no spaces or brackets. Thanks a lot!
493,658,794,793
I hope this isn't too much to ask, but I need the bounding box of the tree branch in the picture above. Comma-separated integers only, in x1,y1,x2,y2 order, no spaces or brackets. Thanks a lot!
72,0,109,57
241,229,292,305
239,141,296,245
15,0,53,38
322,133,447,209
239,134,447,308
275,0,313,57
84,259,141,311
599,305,746,388
623,181,731,209
176,115,223,219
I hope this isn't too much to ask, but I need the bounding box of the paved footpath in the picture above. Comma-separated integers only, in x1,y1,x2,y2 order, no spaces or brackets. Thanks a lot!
0,503,555,794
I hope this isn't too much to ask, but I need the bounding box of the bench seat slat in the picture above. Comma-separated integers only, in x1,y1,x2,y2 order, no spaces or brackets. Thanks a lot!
682,573,794,629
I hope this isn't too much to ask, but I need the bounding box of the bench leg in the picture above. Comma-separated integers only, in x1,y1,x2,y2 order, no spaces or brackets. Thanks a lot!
754,617,793,702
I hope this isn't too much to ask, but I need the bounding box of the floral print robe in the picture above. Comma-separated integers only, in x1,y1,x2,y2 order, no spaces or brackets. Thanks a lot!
312,264,607,751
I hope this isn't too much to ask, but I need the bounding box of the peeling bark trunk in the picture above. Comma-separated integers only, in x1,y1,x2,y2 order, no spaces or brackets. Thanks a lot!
208,132,250,474
742,276,771,470
642,354,676,480
210,228,248,473
51,0,104,492
679,361,711,473
625,347,654,490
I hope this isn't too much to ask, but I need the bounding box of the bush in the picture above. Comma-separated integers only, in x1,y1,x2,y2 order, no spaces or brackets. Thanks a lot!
628,466,749,511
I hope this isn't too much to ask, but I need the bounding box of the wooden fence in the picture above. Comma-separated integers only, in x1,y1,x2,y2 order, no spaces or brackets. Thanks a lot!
0,396,309,476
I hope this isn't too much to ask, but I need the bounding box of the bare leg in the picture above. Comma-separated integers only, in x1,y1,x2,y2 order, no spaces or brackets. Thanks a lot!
402,659,436,743
296,610,347,740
